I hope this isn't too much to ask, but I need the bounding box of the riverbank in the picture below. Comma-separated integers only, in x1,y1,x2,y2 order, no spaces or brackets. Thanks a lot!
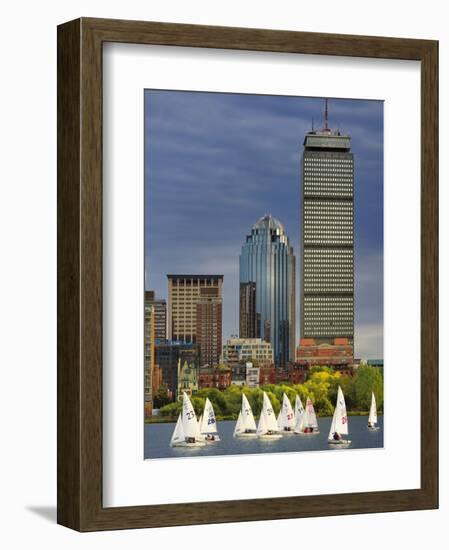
144,409,379,424
152,366,384,422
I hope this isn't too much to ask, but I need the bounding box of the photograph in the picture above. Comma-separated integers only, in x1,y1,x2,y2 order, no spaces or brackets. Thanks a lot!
143,89,384,459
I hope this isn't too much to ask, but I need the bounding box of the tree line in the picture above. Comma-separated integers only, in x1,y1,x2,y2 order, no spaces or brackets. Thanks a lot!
155,365,383,421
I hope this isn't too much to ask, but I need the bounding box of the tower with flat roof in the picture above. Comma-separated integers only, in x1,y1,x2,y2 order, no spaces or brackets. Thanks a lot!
145,290,167,342
300,100,354,349
167,275,223,351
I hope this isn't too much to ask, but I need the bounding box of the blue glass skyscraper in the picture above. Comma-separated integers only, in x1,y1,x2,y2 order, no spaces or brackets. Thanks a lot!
239,215,296,367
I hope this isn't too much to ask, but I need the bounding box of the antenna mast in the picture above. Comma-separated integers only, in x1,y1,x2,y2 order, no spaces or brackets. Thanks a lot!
324,98,329,131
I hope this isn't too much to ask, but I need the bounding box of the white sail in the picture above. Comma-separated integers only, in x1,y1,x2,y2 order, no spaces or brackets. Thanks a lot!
368,392,377,425
280,393,295,430
328,386,349,440
294,395,305,432
182,392,202,439
276,410,282,430
200,397,218,434
295,395,304,418
242,393,257,431
170,413,185,446
256,407,267,436
234,411,245,437
304,397,319,429
261,392,279,432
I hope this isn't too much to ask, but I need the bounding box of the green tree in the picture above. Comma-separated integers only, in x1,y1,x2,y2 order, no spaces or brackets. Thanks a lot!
158,401,181,418
190,396,206,417
351,365,383,411
309,365,334,375
314,396,334,417
196,387,227,416
153,384,170,409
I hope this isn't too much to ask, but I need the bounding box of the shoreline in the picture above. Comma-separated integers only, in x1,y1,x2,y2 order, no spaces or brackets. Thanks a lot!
144,410,381,424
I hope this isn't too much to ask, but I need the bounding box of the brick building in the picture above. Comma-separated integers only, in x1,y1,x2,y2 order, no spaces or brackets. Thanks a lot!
198,366,231,390
296,337,354,370
196,286,223,367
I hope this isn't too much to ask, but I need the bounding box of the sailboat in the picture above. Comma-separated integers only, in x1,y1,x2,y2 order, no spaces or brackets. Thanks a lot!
199,397,220,442
234,393,257,438
278,393,295,433
294,396,319,435
170,392,206,447
367,391,380,431
293,395,305,433
328,386,351,446
257,392,282,439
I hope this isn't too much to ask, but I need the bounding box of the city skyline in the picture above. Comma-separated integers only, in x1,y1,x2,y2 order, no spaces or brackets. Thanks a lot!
145,90,383,359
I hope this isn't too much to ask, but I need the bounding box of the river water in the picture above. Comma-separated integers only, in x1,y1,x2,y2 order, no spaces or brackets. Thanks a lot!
144,415,383,459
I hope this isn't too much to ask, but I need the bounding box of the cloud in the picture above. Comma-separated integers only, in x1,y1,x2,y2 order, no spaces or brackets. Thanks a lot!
355,323,384,359
145,90,384,355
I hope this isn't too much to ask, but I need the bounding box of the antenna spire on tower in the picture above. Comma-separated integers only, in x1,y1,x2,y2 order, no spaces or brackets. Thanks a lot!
324,98,329,131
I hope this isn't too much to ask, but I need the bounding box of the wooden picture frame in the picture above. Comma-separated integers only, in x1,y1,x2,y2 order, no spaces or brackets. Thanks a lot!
57,17,438,532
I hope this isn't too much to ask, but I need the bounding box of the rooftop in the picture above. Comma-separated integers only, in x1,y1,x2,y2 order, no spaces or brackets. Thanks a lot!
252,214,285,233
167,274,224,280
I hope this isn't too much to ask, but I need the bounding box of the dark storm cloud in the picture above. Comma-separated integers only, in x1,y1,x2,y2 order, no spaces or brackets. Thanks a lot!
145,90,383,358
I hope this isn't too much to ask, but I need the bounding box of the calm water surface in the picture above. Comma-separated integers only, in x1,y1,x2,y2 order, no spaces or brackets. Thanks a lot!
144,415,383,459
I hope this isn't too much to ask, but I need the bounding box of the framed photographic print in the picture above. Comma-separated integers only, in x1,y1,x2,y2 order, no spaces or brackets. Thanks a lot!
57,17,438,531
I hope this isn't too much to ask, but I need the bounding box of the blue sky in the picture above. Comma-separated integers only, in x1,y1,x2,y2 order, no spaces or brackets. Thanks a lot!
144,90,383,359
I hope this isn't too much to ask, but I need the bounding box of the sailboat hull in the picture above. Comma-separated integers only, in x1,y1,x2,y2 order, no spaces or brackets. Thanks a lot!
328,439,351,446
203,435,221,443
171,440,206,448
367,426,380,431
234,432,257,438
294,430,320,436
258,433,283,440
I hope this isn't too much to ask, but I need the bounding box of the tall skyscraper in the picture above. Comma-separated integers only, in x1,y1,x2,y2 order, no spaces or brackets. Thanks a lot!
144,304,155,417
167,274,224,344
196,287,223,367
145,290,167,342
239,215,296,367
239,282,260,339
300,100,354,348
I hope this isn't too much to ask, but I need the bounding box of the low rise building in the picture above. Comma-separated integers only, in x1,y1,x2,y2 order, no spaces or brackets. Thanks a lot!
259,362,276,385
296,337,353,369
287,363,309,384
367,359,384,369
177,359,198,398
222,338,274,368
154,341,199,400
230,363,247,385
198,365,232,390
246,362,260,388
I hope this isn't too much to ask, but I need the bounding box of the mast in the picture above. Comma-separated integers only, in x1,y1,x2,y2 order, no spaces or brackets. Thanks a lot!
324,98,329,131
